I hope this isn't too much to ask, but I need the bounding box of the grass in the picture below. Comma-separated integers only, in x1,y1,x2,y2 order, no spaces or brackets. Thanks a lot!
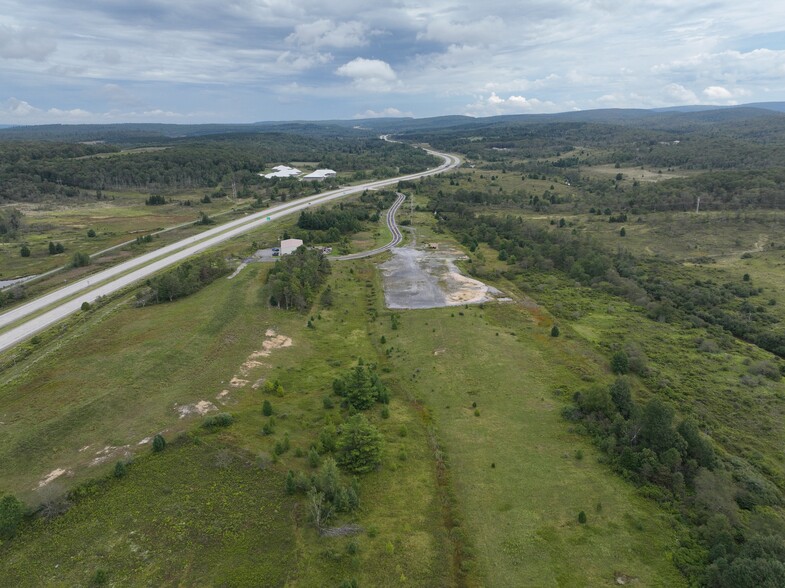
0,192,242,278
0,437,297,587
0,240,452,585
379,301,687,587
5,182,757,585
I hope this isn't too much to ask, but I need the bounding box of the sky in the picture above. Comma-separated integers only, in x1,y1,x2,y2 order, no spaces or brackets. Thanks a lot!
1,0,785,124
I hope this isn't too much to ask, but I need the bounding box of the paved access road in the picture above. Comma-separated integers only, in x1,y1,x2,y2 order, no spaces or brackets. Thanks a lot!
337,192,407,261
0,145,460,353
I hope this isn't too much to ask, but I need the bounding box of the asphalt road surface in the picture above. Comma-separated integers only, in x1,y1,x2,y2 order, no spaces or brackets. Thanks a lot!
337,192,406,261
0,145,460,353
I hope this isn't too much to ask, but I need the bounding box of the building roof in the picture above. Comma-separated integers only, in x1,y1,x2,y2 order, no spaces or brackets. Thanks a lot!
302,169,337,179
261,165,301,179
280,238,304,255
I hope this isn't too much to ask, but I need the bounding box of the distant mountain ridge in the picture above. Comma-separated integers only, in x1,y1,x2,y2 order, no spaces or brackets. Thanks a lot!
1,102,784,142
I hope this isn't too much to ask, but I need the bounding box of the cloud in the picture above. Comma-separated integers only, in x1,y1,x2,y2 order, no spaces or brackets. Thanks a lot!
286,20,370,48
418,16,506,45
276,51,333,71
335,57,398,91
354,107,413,119
664,83,699,103
0,25,56,61
464,92,557,116
703,85,734,100
0,97,192,124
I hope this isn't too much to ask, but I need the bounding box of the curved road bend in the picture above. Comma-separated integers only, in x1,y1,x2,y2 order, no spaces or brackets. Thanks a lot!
0,147,460,352
337,192,406,261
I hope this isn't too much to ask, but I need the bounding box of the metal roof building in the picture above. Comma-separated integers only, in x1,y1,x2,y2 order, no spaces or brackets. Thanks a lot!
301,169,337,181
261,165,302,179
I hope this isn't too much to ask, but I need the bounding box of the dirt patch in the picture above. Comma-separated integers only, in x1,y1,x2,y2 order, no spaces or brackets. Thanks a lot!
249,330,293,357
380,246,506,309
240,359,264,374
90,445,131,467
229,376,250,388
38,468,70,488
175,400,218,418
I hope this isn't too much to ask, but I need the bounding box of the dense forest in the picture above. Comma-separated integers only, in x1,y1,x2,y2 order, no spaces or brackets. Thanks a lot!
0,133,437,201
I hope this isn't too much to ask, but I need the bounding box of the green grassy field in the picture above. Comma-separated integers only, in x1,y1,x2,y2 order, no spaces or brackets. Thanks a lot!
0,192,239,278
0,438,297,587
7,179,766,586
380,301,686,587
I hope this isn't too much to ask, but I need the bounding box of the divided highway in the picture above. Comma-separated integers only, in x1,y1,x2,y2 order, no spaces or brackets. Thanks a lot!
0,145,460,353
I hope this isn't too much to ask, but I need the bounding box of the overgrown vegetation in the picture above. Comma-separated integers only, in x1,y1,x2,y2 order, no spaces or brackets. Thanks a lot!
135,254,229,305
266,247,331,310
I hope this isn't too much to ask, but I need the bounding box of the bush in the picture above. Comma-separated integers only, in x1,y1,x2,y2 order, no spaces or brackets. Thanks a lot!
19,244,30,257
578,511,587,524
72,251,91,267
113,461,126,478
262,399,273,416
202,413,234,429
152,434,166,452
0,494,24,539
87,229,96,238
81,301,91,311
610,351,629,374
551,325,560,337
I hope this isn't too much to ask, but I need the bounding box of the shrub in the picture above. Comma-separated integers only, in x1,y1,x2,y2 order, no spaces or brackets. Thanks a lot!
152,434,166,452
19,244,30,257
322,396,334,409
308,447,320,468
0,494,24,539
285,470,296,494
551,325,560,337
113,461,126,478
578,511,587,524
72,251,91,267
262,399,273,416
202,413,234,429
610,351,629,374
87,229,96,238
81,301,91,311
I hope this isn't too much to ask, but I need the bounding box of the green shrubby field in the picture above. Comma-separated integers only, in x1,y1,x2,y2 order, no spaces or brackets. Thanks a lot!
4,115,785,586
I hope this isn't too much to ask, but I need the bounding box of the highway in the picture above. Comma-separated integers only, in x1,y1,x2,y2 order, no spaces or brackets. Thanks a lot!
0,145,460,353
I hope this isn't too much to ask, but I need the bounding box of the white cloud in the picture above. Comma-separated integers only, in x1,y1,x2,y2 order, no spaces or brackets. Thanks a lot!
286,20,370,48
335,57,398,92
464,92,557,116
276,51,333,71
0,97,193,124
354,107,413,119
664,83,699,103
703,85,733,100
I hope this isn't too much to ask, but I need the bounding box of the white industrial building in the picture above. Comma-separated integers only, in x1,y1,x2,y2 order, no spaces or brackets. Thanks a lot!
280,238,304,256
261,165,302,179
301,169,337,181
